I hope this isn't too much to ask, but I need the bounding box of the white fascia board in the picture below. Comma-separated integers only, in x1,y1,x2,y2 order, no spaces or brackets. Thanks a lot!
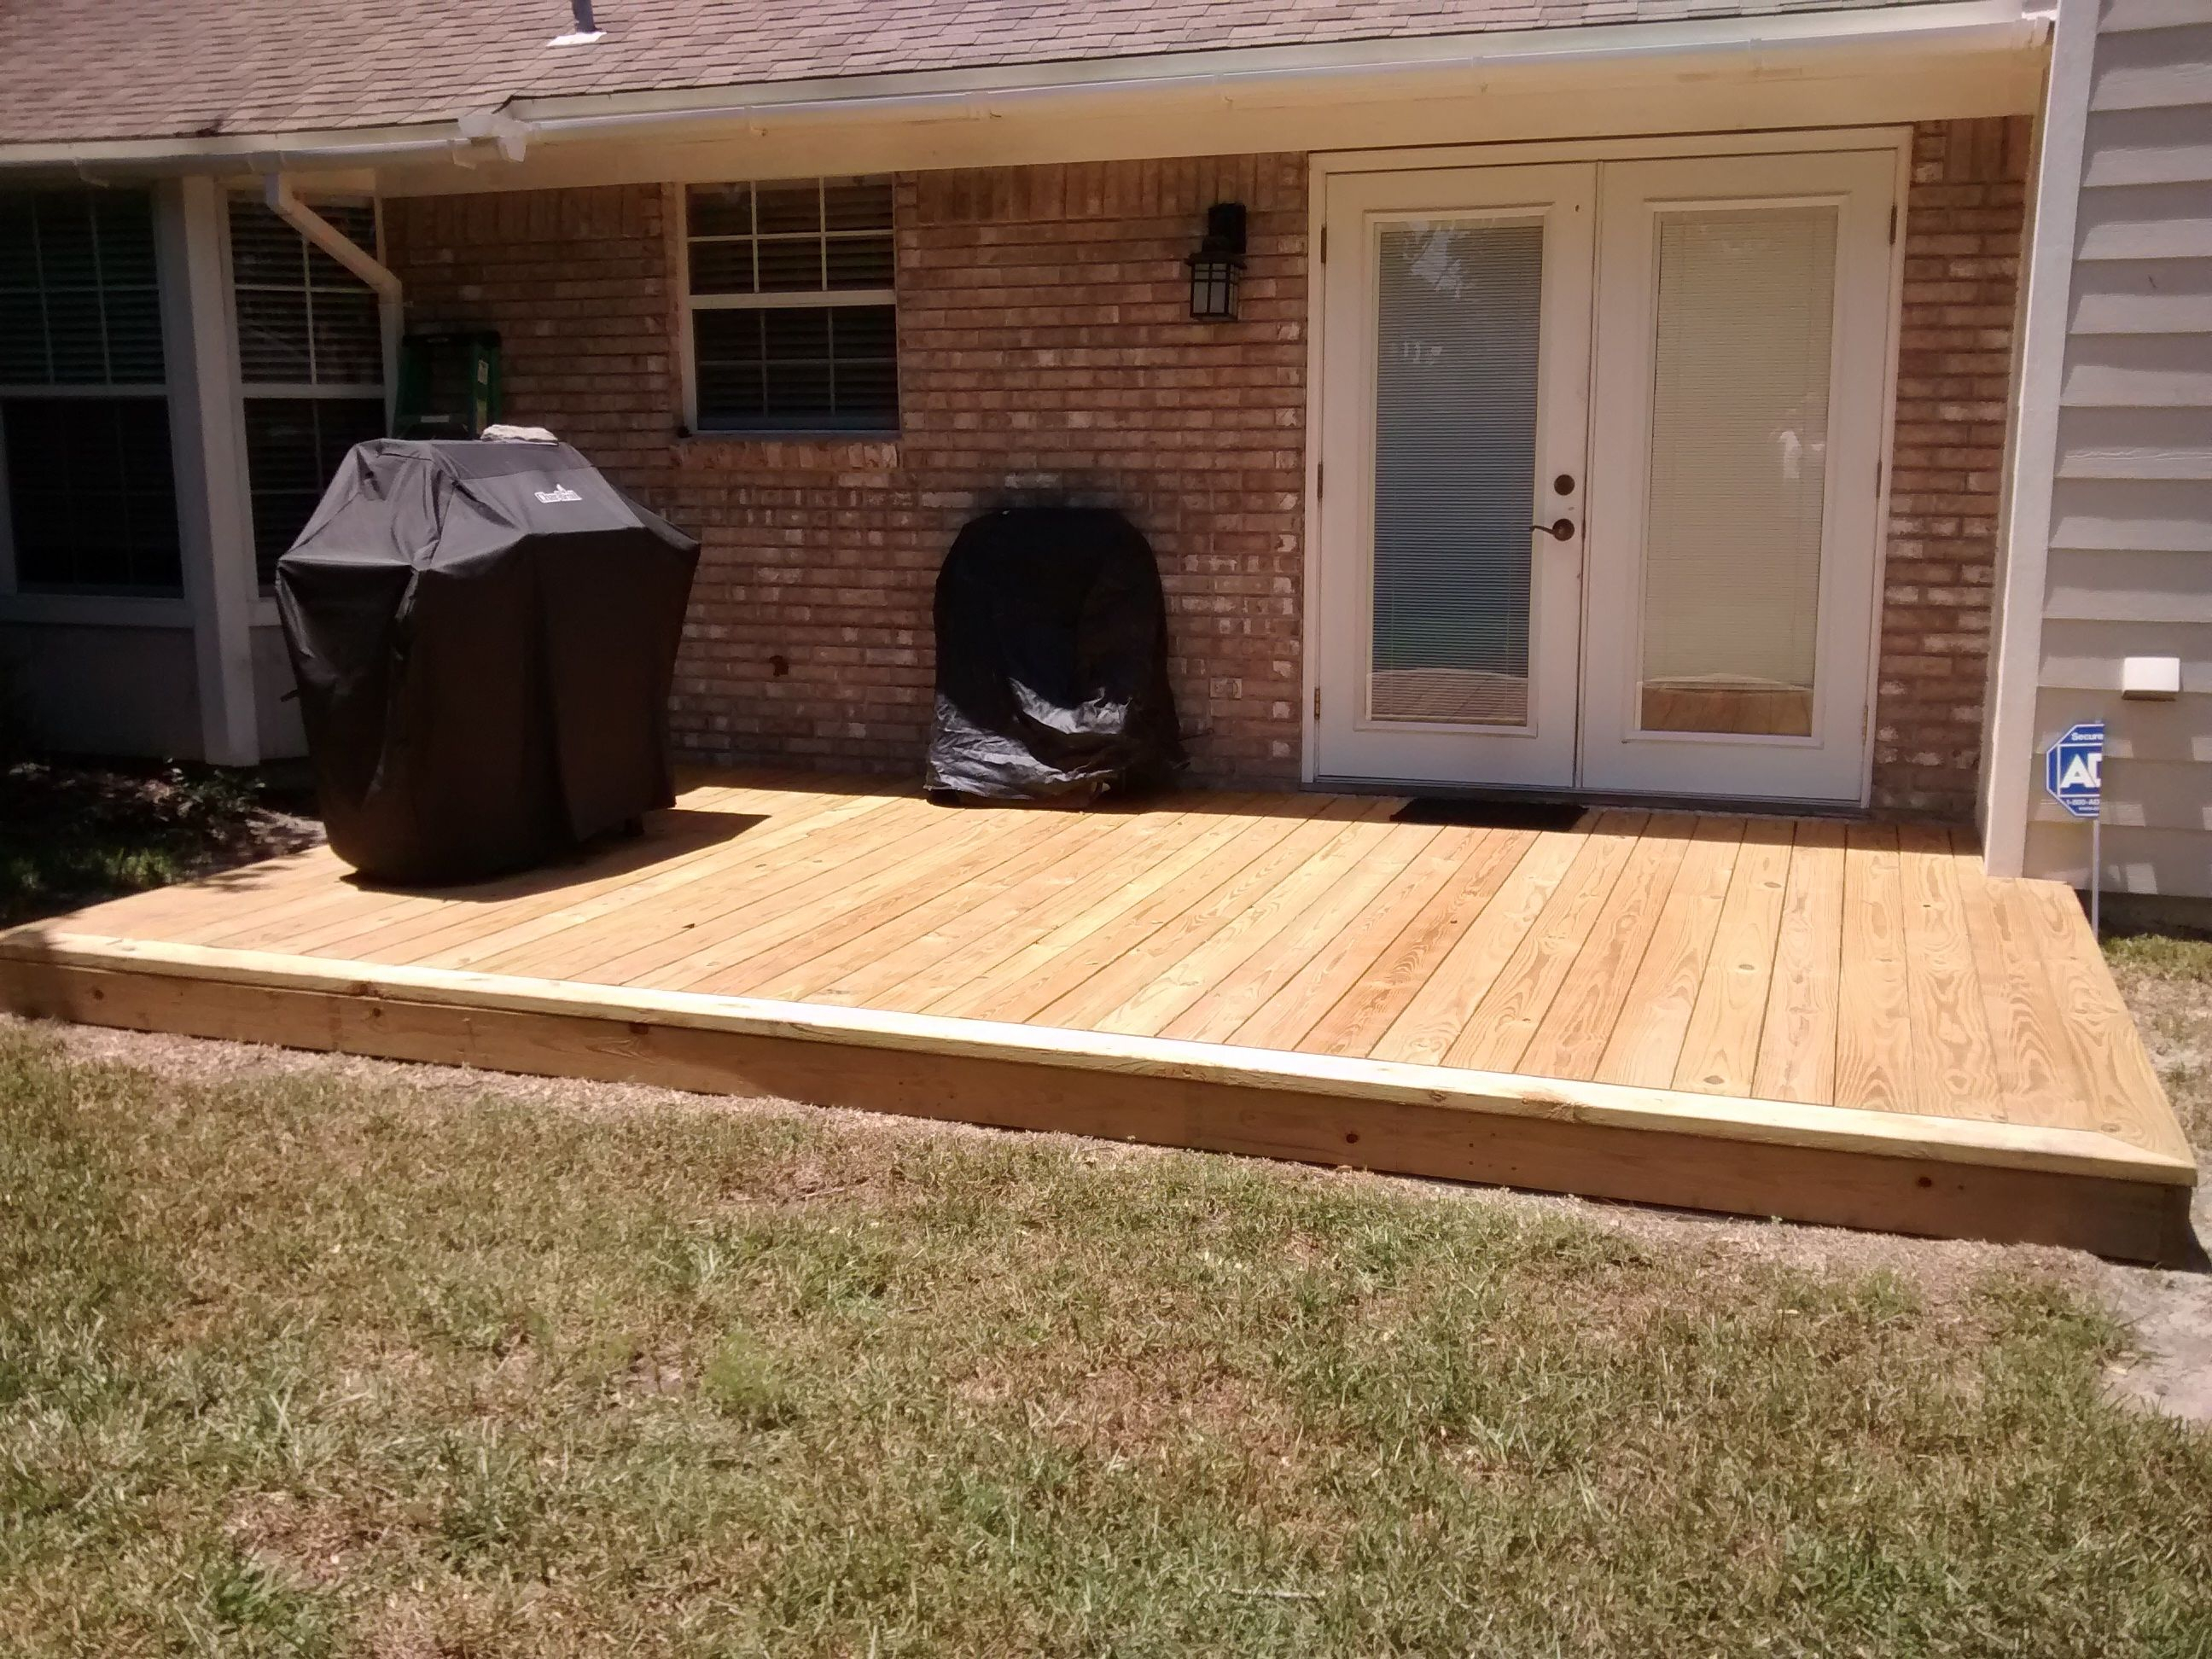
0,0,2040,179
504,0,2040,127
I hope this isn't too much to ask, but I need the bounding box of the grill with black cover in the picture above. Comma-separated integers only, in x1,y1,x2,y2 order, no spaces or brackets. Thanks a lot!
925,506,1184,802
276,437,699,885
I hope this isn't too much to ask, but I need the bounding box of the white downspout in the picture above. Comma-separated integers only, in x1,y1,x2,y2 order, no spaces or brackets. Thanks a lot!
264,175,404,426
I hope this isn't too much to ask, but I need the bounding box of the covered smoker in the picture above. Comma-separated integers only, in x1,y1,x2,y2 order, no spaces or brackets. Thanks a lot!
276,436,699,885
925,506,1183,802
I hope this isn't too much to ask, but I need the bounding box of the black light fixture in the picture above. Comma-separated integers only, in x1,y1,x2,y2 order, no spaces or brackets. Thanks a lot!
1187,201,1247,322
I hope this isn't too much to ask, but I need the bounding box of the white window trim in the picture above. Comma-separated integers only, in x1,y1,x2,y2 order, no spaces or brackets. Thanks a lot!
676,177,900,437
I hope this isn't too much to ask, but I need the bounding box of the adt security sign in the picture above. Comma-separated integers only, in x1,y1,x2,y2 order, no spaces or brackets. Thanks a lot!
2046,721,2104,820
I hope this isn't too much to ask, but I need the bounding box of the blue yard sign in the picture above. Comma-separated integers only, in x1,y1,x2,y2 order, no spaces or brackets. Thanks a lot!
2045,721,2104,820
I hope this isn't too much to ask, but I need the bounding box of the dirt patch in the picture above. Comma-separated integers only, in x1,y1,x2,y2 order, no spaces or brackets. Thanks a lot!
2102,1268,2212,1424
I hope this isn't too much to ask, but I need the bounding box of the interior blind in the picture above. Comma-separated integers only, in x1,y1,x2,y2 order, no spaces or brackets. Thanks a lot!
1369,218,1544,727
1638,205,1837,738
230,198,387,584
229,199,384,387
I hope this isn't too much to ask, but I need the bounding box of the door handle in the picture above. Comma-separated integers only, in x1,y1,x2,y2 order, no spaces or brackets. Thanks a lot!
1533,518,1576,542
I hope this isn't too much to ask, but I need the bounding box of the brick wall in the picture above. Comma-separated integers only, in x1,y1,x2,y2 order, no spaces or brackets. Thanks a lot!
387,127,2021,813
388,156,1308,785
1872,118,2029,820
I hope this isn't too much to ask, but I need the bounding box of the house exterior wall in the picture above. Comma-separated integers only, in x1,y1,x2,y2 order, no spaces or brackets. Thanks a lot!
0,621,202,758
1877,118,2029,821
386,131,2020,811
2020,4,2212,895
388,157,1309,786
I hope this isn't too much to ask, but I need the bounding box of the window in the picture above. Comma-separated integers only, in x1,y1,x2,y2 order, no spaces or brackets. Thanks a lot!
684,177,899,434
0,188,183,594
229,197,387,586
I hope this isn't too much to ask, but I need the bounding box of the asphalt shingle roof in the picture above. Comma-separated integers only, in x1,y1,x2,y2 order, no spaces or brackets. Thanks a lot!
0,0,1953,148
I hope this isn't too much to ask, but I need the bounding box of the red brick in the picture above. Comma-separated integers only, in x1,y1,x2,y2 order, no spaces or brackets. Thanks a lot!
387,125,2019,814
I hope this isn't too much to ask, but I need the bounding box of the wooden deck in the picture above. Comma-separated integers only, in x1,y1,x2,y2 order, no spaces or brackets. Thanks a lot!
0,772,2196,1260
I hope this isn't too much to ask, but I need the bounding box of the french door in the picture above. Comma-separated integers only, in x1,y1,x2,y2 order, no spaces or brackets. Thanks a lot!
1313,146,1897,804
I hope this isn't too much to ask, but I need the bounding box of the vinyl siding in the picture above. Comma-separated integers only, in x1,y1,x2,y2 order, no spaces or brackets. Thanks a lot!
2030,3,2212,894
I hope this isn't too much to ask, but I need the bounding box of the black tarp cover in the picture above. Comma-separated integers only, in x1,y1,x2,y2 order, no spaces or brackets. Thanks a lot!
276,438,699,884
925,506,1183,801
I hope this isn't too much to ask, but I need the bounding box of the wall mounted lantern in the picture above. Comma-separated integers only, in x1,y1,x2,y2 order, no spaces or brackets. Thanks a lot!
1187,202,1248,322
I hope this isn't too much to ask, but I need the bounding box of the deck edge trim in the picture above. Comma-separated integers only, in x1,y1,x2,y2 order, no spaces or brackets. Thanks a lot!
2,928,2194,1187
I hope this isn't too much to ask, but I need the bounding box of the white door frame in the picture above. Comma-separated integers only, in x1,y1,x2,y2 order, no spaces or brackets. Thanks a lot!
1303,127,1911,805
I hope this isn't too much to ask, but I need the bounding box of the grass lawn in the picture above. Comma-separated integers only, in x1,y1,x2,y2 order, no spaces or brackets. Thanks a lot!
2107,930,2212,1160
3,1027,2210,1657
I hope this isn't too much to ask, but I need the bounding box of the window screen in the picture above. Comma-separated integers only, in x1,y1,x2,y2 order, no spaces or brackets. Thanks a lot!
0,188,181,593
229,197,387,585
685,178,899,434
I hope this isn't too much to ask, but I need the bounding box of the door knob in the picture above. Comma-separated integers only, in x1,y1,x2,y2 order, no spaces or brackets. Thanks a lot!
1533,518,1576,542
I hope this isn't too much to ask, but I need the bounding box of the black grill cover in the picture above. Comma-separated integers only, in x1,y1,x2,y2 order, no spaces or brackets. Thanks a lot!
925,507,1183,801
275,438,699,885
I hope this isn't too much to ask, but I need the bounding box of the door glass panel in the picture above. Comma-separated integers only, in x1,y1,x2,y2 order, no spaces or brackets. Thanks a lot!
1638,205,1837,738
1370,218,1543,726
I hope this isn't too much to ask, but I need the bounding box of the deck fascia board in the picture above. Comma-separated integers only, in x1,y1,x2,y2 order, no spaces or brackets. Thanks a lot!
3,928,2192,1190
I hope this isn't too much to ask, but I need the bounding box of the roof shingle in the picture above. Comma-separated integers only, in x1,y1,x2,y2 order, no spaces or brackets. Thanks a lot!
0,0,1952,148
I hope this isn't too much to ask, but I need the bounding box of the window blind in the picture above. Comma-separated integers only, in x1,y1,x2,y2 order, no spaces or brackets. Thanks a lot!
686,177,899,434
229,197,387,585
0,187,181,594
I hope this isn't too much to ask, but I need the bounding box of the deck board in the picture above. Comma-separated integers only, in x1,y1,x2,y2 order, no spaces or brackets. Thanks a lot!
1836,823,1913,1114
1227,824,1480,1052
1518,812,1694,1082
1595,817,1743,1091
1752,819,1845,1106
1674,821,1793,1097
0,772,2192,1260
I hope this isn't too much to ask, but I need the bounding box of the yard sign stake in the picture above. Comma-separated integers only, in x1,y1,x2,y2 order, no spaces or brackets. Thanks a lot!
2045,720,2104,936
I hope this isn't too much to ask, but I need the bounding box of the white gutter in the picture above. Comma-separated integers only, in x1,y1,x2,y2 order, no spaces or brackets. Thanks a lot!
264,176,404,421
0,0,2044,178
9,133,487,180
